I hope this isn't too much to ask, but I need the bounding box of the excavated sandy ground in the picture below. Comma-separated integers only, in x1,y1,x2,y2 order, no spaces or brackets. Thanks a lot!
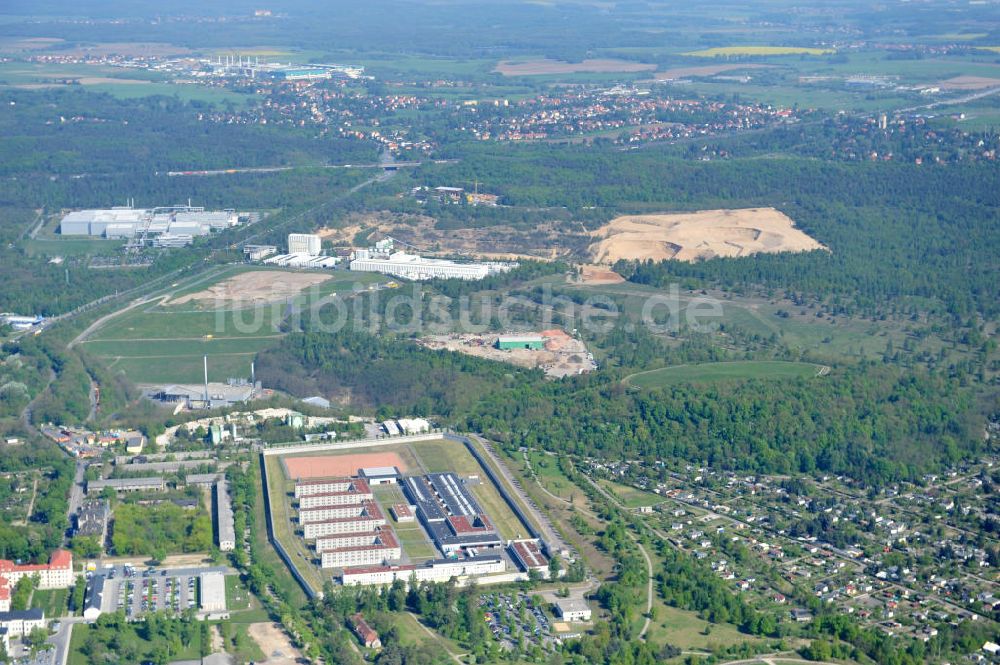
247,622,302,665
579,265,625,285
318,212,581,260
420,332,596,378
167,271,331,307
589,208,826,263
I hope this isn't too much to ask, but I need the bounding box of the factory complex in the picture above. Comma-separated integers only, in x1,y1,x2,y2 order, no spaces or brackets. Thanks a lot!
243,233,340,269
403,472,503,554
206,56,364,81
59,205,245,246
348,237,516,281
240,234,515,280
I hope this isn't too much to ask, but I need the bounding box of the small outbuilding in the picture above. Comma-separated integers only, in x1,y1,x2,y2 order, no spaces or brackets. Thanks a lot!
553,598,592,622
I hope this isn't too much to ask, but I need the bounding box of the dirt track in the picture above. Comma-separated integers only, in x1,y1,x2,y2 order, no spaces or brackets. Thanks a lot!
589,208,826,263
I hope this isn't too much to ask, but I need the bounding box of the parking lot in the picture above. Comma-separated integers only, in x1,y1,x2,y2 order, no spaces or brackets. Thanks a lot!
93,564,227,618
479,591,555,651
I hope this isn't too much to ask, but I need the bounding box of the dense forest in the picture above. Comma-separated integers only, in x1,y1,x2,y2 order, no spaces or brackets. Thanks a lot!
110,503,214,561
423,145,1000,320
257,331,982,485
0,89,377,176
255,329,531,417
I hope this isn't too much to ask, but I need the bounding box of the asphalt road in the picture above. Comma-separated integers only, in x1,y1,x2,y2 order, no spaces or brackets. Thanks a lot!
63,461,86,546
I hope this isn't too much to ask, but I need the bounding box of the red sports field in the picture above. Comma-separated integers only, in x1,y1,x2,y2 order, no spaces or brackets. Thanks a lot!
282,452,408,480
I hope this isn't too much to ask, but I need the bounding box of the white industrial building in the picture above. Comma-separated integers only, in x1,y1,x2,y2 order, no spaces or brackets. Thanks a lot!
554,598,592,622
199,573,227,612
244,245,278,261
152,233,194,248
288,233,322,255
339,556,505,586
1,314,43,331
396,418,431,434
350,251,512,281
262,253,338,268
59,206,239,240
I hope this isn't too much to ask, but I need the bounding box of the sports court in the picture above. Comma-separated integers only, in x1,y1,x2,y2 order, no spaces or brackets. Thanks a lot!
282,451,409,479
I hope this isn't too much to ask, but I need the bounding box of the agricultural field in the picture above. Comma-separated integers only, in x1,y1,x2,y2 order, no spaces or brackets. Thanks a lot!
683,46,835,57
0,61,256,105
626,361,825,388
494,58,656,76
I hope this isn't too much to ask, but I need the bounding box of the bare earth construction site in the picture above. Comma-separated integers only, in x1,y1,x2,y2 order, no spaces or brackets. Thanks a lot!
588,207,827,263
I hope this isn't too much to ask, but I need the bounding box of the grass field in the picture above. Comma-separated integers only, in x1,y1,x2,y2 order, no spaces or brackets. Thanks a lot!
81,267,385,384
626,361,823,387
225,574,256,612
683,46,835,57
31,588,69,617
0,61,256,106
372,484,437,561
569,279,909,361
598,479,662,509
263,454,327,594
647,602,764,655
68,622,204,665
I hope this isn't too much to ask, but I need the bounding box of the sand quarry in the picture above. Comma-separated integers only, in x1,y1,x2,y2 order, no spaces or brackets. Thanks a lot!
167,271,331,307
420,330,596,378
588,208,826,264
